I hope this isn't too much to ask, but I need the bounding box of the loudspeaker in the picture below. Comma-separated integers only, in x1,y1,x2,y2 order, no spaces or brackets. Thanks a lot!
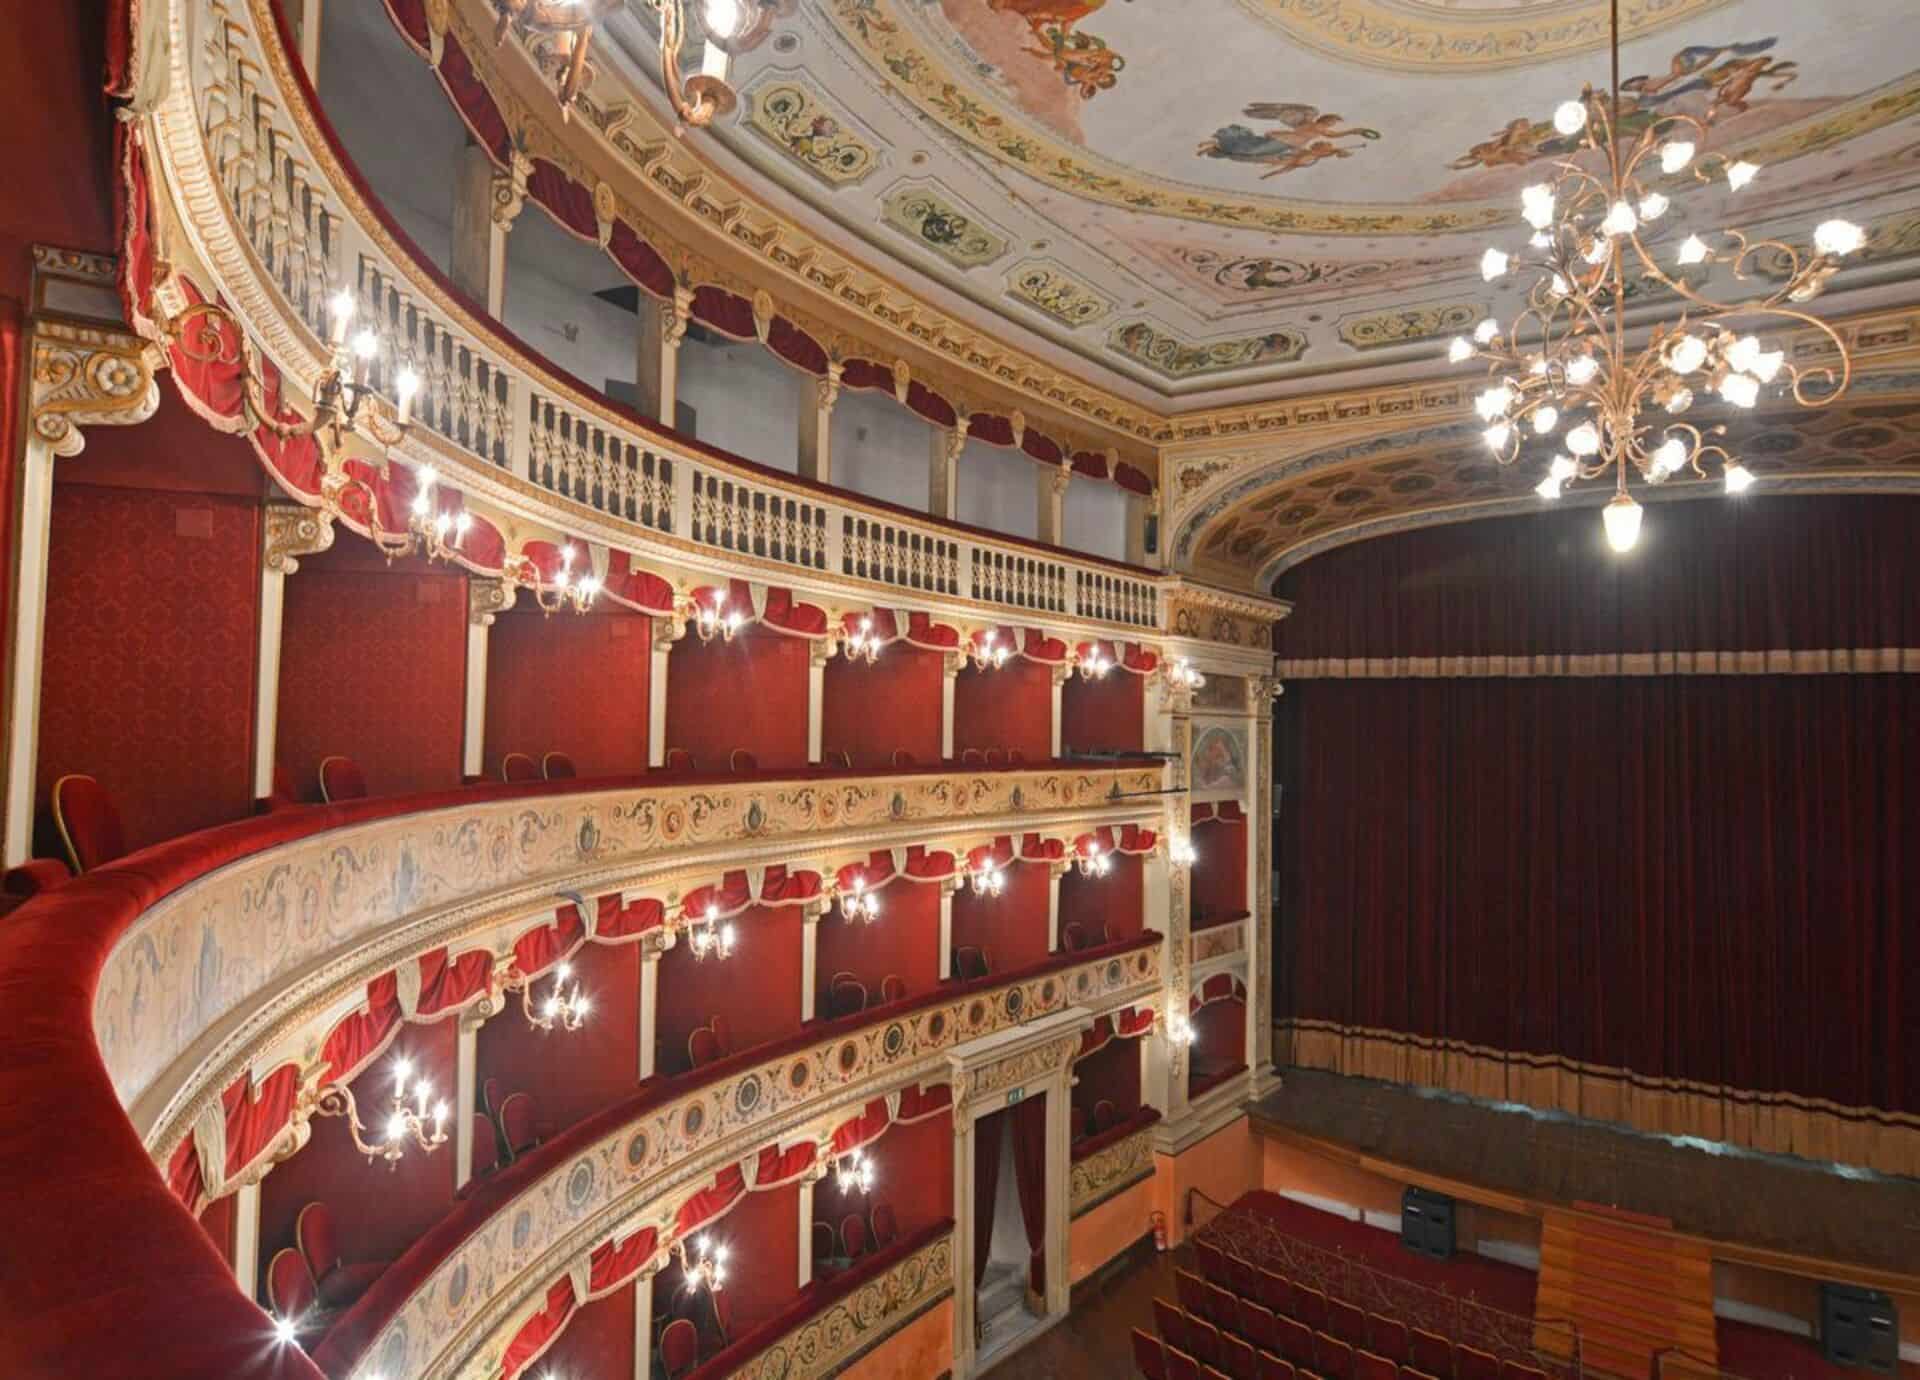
1821,1284,1898,1374
1401,1186,1456,1260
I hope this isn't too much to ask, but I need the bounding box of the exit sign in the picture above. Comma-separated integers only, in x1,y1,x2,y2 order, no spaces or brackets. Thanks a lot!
1006,1087,1025,1106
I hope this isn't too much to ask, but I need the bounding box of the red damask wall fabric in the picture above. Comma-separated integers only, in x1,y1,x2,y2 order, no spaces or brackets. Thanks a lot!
665,626,810,770
276,541,467,799
483,607,650,779
259,1017,458,1285
1190,817,1248,925
954,658,1053,763
477,938,640,1136
39,474,261,850
534,1278,634,1380
1276,495,1920,660
867,1105,954,1233
814,879,941,1009
1062,669,1143,754
1073,1033,1143,1125
821,644,943,768
653,905,804,1075
1277,673,1917,1120
1060,852,1143,945
952,858,1053,973
718,1180,800,1337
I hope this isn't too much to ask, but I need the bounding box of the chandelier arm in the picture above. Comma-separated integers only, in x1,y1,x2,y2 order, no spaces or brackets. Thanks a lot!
652,0,722,129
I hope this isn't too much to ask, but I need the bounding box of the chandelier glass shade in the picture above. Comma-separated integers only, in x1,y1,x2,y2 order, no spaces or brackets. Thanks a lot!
1446,1,1863,551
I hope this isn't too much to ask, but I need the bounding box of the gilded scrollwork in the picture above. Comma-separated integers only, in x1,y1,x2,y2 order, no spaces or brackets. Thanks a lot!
730,1235,953,1380
262,500,336,575
1069,1121,1156,1214
28,322,164,458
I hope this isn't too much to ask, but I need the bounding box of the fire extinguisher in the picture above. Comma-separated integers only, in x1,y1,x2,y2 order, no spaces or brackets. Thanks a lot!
1151,1210,1168,1252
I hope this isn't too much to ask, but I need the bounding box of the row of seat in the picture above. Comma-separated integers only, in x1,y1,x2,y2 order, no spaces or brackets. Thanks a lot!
1072,1099,1126,1143
265,1201,386,1340
825,971,909,1019
810,1201,901,1268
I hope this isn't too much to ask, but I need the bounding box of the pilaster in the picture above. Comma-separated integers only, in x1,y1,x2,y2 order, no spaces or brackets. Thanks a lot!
255,503,335,799
465,578,515,780
797,363,841,484
451,142,522,318
1036,458,1069,547
637,285,693,425
808,637,832,765
941,650,961,760
647,614,684,768
929,417,967,519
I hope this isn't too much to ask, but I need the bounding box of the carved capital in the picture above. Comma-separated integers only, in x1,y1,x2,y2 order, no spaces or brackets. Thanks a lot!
469,575,517,627
592,180,617,248
890,357,911,405
1050,660,1073,688
29,323,163,458
942,650,965,678
1008,410,1027,449
663,285,695,351
1248,675,1284,708
490,146,534,230
650,614,687,647
263,502,336,575
1050,458,1073,497
751,288,775,345
815,360,844,414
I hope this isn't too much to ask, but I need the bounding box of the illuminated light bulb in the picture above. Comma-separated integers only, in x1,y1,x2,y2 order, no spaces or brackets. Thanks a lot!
394,1057,412,1088
1553,99,1588,135
1603,493,1644,553
274,1316,299,1345
579,576,600,600
1566,421,1602,456
1726,160,1760,191
1677,234,1709,266
1565,354,1599,386
1480,247,1510,281
1638,191,1669,221
1727,335,1762,373
1651,437,1687,475
1749,349,1784,383
1549,272,1571,297
1719,372,1760,408
412,493,431,517
1548,455,1578,483
328,290,356,345
1583,236,1611,265
1474,385,1513,421
1663,384,1694,413
1601,200,1638,238
433,513,452,537
1667,335,1708,374
454,512,473,536
1520,183,1556,229
1813,219,1865,256
704,0,743,39
1660,140,1695,174
1530,231,1552,249
1474,318,1500,345
1724,462,1756,493
350,329,380,361
1535,474,1564,500
1484,422,1512,451
1528,355,1549,376
1448,336,1474,363
395,367,421,427
1532,406,1559,435
386,1111,409,1144
416,464,437,493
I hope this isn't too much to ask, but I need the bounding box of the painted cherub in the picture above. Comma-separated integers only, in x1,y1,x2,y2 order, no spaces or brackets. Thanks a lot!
1448,117,1547,171
1241,102,1381,145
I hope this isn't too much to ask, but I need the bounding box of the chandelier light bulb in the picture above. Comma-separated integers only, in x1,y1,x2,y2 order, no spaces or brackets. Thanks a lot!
1566,420,1602,456
1520,183,1556,229
1474,384,1512,420
1663,384,1694,413
328,290,356,346
386,1111,410,1144
1660,140,1696,174
1484,422,1512,451
1651,437,1687,475
1549,272,1571,297
1582,236,1611,265
1667,335,1708,374
1565,354,1599,386
1724,462,1757,493
1719,372,1761,408
1726,160,1760,191
1749,348,1785,383
1480,247,1510,281
1474,318,1500,344
704,0,744,40
1603,493,1644,553
274,1317,299,1346
1553,99,1588,135
1530,231,1552,249
1549,455,1578,483
1448,336,1474,363
1601,200,1639,238
1813,219,1865,257
350,329,380,361
454,512,472,536
1677,234,1709,266
1532,406,1559,435
1535,474,1565,500
1638,191,1670,221
1727,335,1762,373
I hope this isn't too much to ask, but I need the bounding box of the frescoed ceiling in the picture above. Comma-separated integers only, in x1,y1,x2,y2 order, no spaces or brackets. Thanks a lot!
582,0,1920,405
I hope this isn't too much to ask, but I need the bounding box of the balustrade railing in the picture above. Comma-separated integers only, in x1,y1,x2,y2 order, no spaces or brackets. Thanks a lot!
182,0,1171,633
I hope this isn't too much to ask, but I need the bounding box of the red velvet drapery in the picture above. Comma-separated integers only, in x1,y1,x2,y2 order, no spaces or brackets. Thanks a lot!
1010,1093,1048,1295
972,1108,1001,1290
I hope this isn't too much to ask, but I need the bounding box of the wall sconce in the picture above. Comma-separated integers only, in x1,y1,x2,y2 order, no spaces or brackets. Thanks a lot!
962,859,1005,897
843,617,882,666
1168,658,1205,692
306,1054,448,1169
521,961,591,1032
838,872,881,924
673,1234,728,1291
686,904,738,961
695,602,745,643
519,544,600,616
1167,1014,1196,1048
1077,647,1112,680
1168,835,1198,870
1075,842,1112,879
834,1149,876,1195
969,632,1012,672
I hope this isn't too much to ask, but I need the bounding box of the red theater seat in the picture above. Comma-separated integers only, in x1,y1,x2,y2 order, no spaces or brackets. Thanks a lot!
812,1221,837,1270
890,748,916,767
1168,1347,1203,1380
1500,1362,1548,1380
1155,1298,1190,1353
1228,1253,1260,1302
664,747,696,772
1355,1350,1398,1380
471,1112,499,1177
1369,1317,1409,1365
1134,1327,1170,1380
954,945,990,980
296,1201,385,1310
1408,1330,1452,1380
1329,1298,1367,1347
51,774,126,873
984,747,1005,767
1093,1098,1117,1133
1256,1267,1290,1317
1294,1284,1329,1331
1195,1239,1229,1285
660,1317,700,1379
729,748,757,773
960,747,986,766
1072,1104,1091,1143
839,1212,869,1259
317,755,368,803
499,752,538,783
1240,1300,1281,1355
1062,920,1089,952
541,751,576,779
1260,1352,1297,1380
878,973,906,1003
497,1090,538,1158
1176,1267,1208,1317
1188,1318,1222,1369
1224,1335,1259,1380
266,1246,325,1334
1456,1345,1500,1380
688,1026,723,1069
871,1201,898,1248
1316,1331,1354,1380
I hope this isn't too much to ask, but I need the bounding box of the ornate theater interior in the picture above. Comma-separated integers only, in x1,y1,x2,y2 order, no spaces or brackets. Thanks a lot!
0,2,1915,1379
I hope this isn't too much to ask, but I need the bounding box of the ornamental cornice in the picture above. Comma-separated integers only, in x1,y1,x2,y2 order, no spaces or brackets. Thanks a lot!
262,500,336,574
27,319,165,458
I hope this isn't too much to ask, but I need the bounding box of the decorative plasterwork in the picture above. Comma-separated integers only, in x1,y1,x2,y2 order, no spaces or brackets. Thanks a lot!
729,1234,954,1380
261,502,336,575
1069,1123,1156,1215
747,77,880,186
1007,260,1115,330
27,320,164,459
1110,320,1308,380
1336,302,1485,352
880,181,1009,269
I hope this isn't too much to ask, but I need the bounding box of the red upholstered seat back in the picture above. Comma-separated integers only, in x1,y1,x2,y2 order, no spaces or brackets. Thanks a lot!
296,1201,340,1278
729,748,758,773
1369,1316,1409,1365
1259,1351,1296,1380
498,1091,536,1155
839,1212,868,1257
890,749,916,767
1330,1298,1367,1346
828,978,866,1019
878,973,906,1003
472,1112,498,1175
1168,1348,1203,1380
1409,1328,1453,1377
1134,1328,1169,1380
709,1013,734,1056
318,755,367,803
1093,1098,1117,1132
51,775,125,874
871,1202,898,1247
660,1317,700,1378
664,748,696,772
1006,748,1027,765
500,753,538,783
267,1247,317,1320
541,751,576,780
956,945,989,979
1355,1349,1398,1380
1062,920,1087,952
1457,1344,1500,1380
983,747,1004,767
688,1026,722,1068
811,1221,836,1265
960,747,985,766
1154,1297,1189,1353
1225,1335,1258,1380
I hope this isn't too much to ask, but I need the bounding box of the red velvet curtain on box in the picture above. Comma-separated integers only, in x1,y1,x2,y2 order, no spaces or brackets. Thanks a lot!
1011,1093,1049,1295
972,1109,1000,1289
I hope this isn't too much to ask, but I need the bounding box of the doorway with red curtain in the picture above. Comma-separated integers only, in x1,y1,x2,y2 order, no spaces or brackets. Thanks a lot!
972,1092,1049,1360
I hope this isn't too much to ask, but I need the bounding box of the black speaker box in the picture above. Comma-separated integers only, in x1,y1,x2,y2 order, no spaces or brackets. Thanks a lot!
1821,1283,1898,1374
1401,1186,1456,1260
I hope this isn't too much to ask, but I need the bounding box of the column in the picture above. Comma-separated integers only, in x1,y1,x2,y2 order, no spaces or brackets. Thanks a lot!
1140,851,1173,1116
466,578,512,780
647,616,681,768
1126,486,1156,568
636,285,693,426
941,652,960,760
638,934,665,1079
1046,860,1066,953
253,506,334,799
1043,1067,1073,1315
453,1015,480,1189
950,1109,977,1378
800,904,824,1021
797,363,841,484
1049,662,1069,760
4,325,160,865
231,1180,262,1299
1247,677,1280,1089
632,1268,656,1380
1162,694,1195,1125
451,142,520,318
808,639,831,765
938,878,958,979
928,419,966,519
797,1162,827,1288
1036,459,1068,547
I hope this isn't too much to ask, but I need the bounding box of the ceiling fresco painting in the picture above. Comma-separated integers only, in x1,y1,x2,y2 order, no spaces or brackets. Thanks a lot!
587,0,1920,405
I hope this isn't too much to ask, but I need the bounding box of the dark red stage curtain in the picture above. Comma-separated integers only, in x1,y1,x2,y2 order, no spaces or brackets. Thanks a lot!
534,1278,633,1380
476,938,640,1135
954,658,1053,763
39,474,261,850
972,1106,1003,1289
1060,852,1142,946
1277,496,1920,661
814,880,941,1010
276,540,467,799
821,645,942,768
718,1180,800,1336
1010,1093,1048,1294
1191,817,1248,926
484,607,650,778
259,1018,458,1281
1062,669,1143,754
951,858,1052,974
1277,673,1917,1122
653,905,803,1074
665,626,810,770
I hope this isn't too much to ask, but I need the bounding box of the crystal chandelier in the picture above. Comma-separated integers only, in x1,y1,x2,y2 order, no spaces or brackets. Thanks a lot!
1447,0,1863,552
837,871,881,924
685,904,738,960
834,1150,876,1195
969,631,1012,672
842,617,883,666
1074,841,1112,879
695,600,746,643
302,1055,448,1170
